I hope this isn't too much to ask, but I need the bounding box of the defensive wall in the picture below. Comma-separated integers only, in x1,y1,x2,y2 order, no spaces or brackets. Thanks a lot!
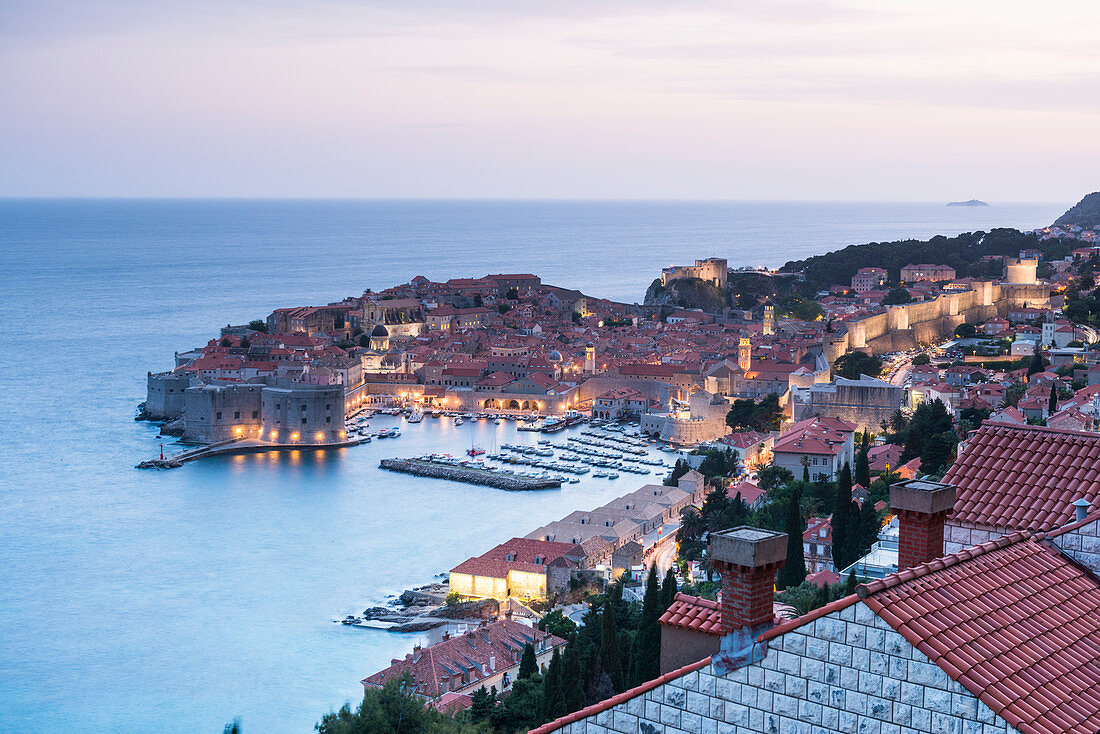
832,281,1049,358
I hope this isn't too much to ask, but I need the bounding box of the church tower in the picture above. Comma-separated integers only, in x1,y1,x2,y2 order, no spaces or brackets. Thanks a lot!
738,337,752,372
584,346,596,374
763,303,775,336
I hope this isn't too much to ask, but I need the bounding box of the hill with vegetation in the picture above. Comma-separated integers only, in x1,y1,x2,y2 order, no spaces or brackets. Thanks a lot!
644,277,729,313
1054,192,1100,228
776,228,1076,293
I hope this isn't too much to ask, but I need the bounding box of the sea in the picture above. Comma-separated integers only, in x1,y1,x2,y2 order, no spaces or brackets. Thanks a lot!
0,199,1066,733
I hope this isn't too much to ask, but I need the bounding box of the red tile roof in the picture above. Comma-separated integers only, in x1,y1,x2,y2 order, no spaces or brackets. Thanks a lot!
658,592,722,635
362,619,563,698
943,422,1100,532
859,532,1100,734
450,538,581,579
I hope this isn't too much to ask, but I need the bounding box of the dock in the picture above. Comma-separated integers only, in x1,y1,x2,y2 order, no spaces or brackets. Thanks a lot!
379,458,562,490
137,437,362,469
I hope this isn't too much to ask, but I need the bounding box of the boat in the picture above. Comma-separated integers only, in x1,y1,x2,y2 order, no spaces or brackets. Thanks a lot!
377,427,400,438
468,445,486,457
406,408,423,423
454,417,465,426
607,472,619,479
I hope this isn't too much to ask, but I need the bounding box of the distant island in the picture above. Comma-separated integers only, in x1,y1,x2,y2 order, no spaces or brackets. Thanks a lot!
947,199,989,207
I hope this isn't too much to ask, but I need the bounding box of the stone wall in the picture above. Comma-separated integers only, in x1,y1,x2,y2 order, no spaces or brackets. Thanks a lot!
841,281,1049,357
145,371,193,419
550,601,1016,734
791,379,904,433
1050,515,1100,573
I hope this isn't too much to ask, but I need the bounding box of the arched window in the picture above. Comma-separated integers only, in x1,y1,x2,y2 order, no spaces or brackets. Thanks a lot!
534,556,543,565
505,553,515,562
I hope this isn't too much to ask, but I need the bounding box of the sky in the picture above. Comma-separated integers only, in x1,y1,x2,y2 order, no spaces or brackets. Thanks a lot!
1,0,1098,200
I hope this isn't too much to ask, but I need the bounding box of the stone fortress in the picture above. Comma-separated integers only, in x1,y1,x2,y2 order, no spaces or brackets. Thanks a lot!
825,258,1049,359
661,258,728,289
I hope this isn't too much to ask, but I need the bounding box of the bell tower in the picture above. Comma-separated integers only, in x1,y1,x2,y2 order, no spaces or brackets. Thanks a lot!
738,337,751,372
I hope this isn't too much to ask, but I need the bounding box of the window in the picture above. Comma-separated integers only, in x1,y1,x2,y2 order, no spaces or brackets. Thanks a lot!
275,403,281,410
301,404,307,412
325,417,331,423
215,412,222,420
234,411,240,419
301,417,307,424
534,556,543,565
505,553,514,562
326,403,331,410
252,411,258,419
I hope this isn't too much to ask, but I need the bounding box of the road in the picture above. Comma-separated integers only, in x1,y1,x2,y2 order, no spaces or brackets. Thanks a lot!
649,535,678,578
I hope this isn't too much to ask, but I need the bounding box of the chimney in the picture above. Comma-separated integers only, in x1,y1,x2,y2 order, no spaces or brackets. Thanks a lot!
1074,498,1092,522
709,526,787,632
891,479,956,570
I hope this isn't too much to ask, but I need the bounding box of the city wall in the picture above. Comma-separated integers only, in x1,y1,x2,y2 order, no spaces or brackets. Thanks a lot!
838,282,1049,357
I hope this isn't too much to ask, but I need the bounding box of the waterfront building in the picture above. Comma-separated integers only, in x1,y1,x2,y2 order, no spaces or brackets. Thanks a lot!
448,538,583,600
590,387,648,420
849,267,887,293
362,620,565,705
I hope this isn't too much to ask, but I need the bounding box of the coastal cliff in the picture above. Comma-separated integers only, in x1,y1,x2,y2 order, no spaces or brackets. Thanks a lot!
1054,191,1100,228
643,277,728,313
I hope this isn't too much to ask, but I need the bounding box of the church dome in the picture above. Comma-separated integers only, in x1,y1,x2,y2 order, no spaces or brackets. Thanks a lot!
371,324,389,337
548,350,562,362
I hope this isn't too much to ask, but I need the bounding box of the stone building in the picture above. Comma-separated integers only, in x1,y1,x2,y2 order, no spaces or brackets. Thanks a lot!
530,480,1100,734
770,416,857,482
145,371,192,419
899,263,956,283
790,375,903,433
448,538,583,600
181,379,344,445
661,258,728,289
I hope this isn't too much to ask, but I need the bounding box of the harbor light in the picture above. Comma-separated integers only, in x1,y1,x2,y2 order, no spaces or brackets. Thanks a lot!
270,430,278,440
291,432,299,441
234,427,242,435
315,432,324,441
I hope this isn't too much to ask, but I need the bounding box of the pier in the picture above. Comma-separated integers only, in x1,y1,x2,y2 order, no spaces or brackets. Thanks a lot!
379,458,562,490
137,437,362,469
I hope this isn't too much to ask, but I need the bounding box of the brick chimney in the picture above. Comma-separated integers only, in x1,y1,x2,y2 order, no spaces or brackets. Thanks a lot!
709,526,787,632
891,478,956,570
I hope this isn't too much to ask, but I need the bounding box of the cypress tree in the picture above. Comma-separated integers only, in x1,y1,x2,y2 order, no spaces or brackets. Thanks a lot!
844,569,858,596
518,642,537,680
599,598,624,692
855,432,871,488
1047,385,1058,416
777,488,807,589
540,647,563,722
562,645,586,714
470,686,496,721
832,462,853,569
632,569,662,686
660,567,678,611
802,462,811,483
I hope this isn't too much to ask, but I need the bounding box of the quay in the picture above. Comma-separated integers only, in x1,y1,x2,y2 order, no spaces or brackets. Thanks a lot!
379,457,562,490
136,437,362,469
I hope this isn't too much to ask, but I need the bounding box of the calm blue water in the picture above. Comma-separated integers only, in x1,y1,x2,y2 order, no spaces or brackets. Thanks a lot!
0,199,1065,733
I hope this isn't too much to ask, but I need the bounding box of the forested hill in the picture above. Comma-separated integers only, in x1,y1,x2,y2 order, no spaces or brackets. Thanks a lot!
1054,192,1100,228
777,228,1074,293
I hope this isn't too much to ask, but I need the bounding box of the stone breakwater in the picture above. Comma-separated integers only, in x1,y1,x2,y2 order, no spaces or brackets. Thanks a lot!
379,458,562,490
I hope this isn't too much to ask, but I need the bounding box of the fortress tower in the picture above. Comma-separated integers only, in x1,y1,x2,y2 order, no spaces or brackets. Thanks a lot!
1003,257,1038,285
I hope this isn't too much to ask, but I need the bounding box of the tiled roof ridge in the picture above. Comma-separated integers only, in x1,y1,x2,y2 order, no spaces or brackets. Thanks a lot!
526,656,713,734
980,419,1100,440
672,591,719,609
857,530,1030,598
1036,508,1100,539
758,594,861,642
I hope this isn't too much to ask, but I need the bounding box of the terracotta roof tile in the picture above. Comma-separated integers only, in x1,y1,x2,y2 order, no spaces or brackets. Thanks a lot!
859,533,1100,734
943,422,1100,532
658,592,723,635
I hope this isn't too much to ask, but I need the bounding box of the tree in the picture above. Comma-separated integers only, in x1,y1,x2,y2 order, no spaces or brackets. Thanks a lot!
1048,386,1059,416
902,399,953,462
599,598,624,692
856,497,881,559
1028,351,1047,376
631,570,662,686
247,319,268,333
954,323,977,338
539,609,577,640
700,485,732,530
883,287,912,305
844,569,858,596
219,336,232,348
661,567,678,611
833,351,884,380
831,463,854,570
919,431,956,475
757,464,794,491
315,673,468,734
223,720,241,734
664,459,690,486
541,648,564,722
469,686,497,721
519,642,538,680
676,506,706,544
855,432,871,488
912,353,931,366
777,488,806,589
506,287,519,300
